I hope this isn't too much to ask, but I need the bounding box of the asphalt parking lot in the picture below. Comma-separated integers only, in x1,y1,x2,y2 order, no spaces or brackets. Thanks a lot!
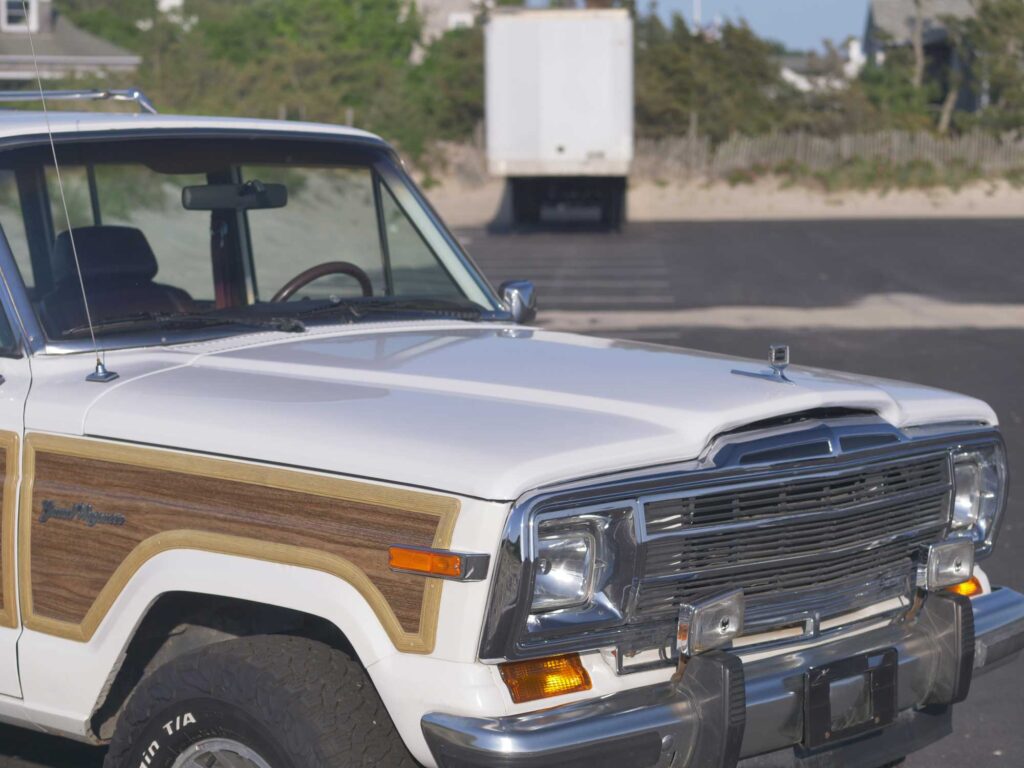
468,218,1024,768
0,218,1021,766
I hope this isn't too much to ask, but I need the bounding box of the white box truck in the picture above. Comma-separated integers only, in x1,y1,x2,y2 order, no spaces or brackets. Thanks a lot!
485,8,634,228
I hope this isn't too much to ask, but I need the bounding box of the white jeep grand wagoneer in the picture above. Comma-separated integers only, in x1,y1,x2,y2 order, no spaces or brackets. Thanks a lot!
0,90,1015,768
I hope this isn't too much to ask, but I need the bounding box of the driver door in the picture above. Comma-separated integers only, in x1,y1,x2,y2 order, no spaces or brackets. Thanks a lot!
0,286,31,698
0,170,35,698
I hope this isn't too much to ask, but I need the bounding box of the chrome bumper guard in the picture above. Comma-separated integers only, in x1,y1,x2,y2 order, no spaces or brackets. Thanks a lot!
422,588,1024,768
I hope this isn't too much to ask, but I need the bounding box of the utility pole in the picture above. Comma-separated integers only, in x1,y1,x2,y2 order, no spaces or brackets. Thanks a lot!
693,0,702,27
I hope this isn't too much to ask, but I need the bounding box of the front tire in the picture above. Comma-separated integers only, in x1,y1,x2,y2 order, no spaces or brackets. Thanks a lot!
104,635,417,768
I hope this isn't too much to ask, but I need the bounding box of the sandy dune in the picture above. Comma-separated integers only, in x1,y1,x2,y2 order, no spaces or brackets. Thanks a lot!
424,176,1024,229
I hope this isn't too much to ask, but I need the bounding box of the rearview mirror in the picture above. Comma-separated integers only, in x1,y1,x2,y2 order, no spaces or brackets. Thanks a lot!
500,280,537,324
182,180,288,211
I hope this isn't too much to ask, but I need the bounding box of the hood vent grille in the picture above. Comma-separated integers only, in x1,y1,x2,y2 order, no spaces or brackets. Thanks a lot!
737,440,833,465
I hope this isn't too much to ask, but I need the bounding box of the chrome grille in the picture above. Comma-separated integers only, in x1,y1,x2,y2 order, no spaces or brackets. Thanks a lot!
635,453,952,631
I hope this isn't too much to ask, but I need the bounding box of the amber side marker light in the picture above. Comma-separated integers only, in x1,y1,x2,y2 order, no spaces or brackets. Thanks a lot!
388,546,462,578
499,653,592,704
947,575,983,598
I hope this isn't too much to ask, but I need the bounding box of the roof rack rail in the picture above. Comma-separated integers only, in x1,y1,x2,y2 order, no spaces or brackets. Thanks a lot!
0,88,157,115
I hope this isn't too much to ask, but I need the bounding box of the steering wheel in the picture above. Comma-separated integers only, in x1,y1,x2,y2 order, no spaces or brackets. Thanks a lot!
272,261,373,302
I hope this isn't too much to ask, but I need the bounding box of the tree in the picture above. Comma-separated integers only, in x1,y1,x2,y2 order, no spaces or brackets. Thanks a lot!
938,16,966,134
57,0,1024,151
776,44,883,137
954,0,1024,135
858,45,935,131
410,25,485,147
912,0,926,89
635,13,791,142
62,0,429,149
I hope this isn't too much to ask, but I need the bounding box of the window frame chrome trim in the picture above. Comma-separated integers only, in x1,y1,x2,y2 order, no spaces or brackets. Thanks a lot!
479,418,1005,663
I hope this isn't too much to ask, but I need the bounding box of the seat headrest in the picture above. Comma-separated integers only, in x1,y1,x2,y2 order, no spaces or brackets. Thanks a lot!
52,226,158,285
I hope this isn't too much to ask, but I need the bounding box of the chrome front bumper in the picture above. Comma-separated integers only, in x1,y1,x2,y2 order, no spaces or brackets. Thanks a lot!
422,588,1024,768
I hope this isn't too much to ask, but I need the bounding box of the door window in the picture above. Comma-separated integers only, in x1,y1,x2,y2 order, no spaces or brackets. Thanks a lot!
0,170,31,289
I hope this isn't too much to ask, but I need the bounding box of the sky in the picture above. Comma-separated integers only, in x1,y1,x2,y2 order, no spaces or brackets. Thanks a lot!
655,0,870,52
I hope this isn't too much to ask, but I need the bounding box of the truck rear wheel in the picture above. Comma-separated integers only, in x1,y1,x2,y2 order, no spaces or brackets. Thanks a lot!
103,635,416,768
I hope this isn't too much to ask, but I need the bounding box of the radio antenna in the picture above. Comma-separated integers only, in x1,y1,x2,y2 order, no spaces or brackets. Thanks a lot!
21,0,116,383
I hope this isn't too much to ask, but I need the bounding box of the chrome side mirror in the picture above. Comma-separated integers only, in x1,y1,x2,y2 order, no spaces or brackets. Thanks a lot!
500,280,537,324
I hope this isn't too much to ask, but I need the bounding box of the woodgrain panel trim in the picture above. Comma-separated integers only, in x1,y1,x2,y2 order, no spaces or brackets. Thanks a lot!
19,433,460,652
0,431,18,629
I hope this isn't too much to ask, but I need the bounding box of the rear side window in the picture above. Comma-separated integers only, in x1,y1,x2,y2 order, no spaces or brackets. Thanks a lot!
0,305,17,355
0,169,31,289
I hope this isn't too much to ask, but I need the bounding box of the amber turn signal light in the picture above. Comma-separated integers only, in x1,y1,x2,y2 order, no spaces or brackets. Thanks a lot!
499,653,592,704
388,546,462,578
946,575,983,598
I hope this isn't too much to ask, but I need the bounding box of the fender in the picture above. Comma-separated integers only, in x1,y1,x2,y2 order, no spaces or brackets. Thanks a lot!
16,550,405,738
15,531,506,765
12,433,510,761
18,433,459,652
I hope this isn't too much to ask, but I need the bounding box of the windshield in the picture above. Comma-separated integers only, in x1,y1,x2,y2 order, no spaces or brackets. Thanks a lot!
0,135,501,344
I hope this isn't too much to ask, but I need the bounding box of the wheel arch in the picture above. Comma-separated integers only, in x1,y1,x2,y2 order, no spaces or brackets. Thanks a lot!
17,549,401,742
89,591,359,741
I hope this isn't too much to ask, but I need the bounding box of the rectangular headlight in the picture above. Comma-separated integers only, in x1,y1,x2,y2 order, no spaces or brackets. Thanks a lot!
951,443,1008,553
524,505,637,636
531,529,597,613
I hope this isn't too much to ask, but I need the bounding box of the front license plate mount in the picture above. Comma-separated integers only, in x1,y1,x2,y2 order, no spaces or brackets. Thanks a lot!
802,648,898,750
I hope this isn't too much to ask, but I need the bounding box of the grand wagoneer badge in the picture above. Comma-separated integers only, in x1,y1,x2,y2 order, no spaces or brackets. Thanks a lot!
39,500,127,528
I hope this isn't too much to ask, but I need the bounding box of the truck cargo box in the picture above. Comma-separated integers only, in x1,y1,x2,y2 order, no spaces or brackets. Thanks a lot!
485,8,634,179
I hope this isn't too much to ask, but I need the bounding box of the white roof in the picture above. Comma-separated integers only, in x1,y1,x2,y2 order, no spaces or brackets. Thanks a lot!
0,110,386,143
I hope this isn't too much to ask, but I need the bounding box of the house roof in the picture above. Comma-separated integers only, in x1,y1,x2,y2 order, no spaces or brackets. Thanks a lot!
867,0,975,46
0,13,140,77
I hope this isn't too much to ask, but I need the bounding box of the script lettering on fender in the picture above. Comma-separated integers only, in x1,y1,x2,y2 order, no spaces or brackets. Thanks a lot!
39,500,127,528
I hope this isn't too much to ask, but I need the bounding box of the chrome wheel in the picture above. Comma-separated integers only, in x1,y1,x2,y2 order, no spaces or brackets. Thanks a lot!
170,738,274,768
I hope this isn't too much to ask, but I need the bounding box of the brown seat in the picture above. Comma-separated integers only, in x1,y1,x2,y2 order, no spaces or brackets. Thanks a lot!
38,226,194,336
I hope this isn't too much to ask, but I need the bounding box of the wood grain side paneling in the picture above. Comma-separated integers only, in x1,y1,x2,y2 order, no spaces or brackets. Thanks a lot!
0,432,18,629
19,434,459,652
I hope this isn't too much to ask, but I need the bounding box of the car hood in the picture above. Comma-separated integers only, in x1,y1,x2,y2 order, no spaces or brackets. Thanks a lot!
80,323,996,501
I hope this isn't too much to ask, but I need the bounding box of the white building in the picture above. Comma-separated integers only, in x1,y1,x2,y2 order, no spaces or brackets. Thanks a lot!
417,0,486,44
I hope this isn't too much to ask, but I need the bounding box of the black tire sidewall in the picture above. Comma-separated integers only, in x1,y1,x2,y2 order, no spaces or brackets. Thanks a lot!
121,696,298,768
107,636,417,768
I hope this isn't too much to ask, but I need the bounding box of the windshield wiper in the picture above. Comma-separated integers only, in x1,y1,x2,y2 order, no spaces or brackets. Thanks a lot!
298,297,486,323
64,311,306,339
